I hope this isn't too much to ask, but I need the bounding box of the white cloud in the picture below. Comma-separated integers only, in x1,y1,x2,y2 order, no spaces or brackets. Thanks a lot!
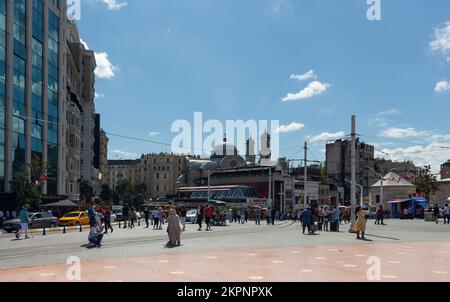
290,70,317,81
111,150,139,158
148,132,160,137
269,0,293,18
274,122,305,134
430,22,450,62
308,131,345,143
380,127,430,138
100,0,127,10
79,39,118,80
435,80,450,92
376,108,401,117
376,144,450,173
95,92,104,99
370,108,401,127
282,81,330,102
94,52,118,79
80,38,89,50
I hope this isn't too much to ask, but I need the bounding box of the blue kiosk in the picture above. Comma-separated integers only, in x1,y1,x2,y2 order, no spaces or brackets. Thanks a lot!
388,197,430,219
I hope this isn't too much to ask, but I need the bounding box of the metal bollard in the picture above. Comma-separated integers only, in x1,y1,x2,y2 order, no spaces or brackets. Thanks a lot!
63,225,66,234
43,227,46,236
79,224,82,232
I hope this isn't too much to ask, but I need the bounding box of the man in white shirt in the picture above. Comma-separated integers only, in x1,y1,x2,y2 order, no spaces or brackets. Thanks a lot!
443,204,450,225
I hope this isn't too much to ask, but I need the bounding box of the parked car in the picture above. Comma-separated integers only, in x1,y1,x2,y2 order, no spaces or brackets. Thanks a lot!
3,212,58,233
114,211,124,222
110,212,117,222
186,209,197,223
58,211,90,226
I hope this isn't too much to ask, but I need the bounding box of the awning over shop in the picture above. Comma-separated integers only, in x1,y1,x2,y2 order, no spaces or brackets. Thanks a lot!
41,199,79,208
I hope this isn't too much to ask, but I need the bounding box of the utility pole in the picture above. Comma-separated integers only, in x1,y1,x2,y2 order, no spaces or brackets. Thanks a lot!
207,170,211,203
304,142,308,207
268,167,272,209
351,115,357,224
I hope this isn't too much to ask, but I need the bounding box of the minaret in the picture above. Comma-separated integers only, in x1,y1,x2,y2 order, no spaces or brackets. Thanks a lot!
260,131,272,166
246,136,256,163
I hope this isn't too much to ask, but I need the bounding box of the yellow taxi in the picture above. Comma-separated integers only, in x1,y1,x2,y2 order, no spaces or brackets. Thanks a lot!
58,211,90,226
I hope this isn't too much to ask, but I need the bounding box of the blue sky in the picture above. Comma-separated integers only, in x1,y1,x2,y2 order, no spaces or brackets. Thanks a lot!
77,0,450,172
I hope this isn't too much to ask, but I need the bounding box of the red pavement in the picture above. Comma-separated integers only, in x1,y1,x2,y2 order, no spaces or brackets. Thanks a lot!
1,241,450,282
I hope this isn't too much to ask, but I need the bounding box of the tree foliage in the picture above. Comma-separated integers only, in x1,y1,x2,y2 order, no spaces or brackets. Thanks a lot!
413,165,439,201
9,157,45,210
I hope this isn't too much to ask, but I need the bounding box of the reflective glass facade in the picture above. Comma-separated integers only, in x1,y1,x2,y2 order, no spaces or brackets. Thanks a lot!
47,10,59,194
31,0,43,166
0,1,63,194
0,0,5,192
12,0,26,173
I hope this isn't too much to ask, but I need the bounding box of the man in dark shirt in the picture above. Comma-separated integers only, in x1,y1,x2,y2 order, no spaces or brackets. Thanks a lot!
122,204,129,228
143,207,150,228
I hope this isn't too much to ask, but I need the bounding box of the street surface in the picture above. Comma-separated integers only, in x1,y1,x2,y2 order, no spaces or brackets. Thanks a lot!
0,219,449,282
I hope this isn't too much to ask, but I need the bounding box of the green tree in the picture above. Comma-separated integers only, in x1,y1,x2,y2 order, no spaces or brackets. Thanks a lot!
100,184,113,202
414,165,439,201
115,180,146,208
9,156,45,210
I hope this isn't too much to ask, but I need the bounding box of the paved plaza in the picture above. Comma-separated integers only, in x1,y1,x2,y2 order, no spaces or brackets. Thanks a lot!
0,219,449,282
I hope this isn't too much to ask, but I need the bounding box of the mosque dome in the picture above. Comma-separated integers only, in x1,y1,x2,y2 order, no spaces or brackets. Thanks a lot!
211,137,238,159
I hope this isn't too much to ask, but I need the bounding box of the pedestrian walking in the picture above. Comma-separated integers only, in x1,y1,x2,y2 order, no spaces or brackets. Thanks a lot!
433,204,440,224
197,206,204,231
375,206,385,225
244,208,249,223
122,204,129,228
300,208,313,235
15,205,30,240
353,206,369,240
322,206,329,232
179,207,187,231
270,208,276,225
255,207,261,225
11,210,17,219
205,205,213,231
152,208,160,229
129,208,137,229
443,204,450,225
158,207,166,230
331,206,340,232
166,206,182,247
5,210,10,221
144,207,150,228
239,208,245,224
104,206,114,234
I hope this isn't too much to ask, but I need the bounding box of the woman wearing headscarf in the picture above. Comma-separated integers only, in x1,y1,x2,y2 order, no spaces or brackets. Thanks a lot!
166,206,182,247
353,206,369,240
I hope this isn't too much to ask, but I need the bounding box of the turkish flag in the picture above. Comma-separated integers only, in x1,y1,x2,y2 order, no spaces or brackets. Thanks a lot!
39,172,47,183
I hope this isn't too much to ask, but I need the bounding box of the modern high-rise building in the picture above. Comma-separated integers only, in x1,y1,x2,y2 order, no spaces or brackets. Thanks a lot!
0,0,68,195
0,0,101,203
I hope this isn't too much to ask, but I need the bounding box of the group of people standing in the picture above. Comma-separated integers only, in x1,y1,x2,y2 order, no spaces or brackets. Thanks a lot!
299,206,341,235
195,205,214,231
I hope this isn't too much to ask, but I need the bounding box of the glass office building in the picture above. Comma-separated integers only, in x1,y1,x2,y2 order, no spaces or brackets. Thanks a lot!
1,0,65,196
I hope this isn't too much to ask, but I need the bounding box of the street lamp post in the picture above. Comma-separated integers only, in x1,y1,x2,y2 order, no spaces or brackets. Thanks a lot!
345,179,363,207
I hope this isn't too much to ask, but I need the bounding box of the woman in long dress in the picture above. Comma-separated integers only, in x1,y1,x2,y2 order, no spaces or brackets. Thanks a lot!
353,206,368,240
167,207,182,247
